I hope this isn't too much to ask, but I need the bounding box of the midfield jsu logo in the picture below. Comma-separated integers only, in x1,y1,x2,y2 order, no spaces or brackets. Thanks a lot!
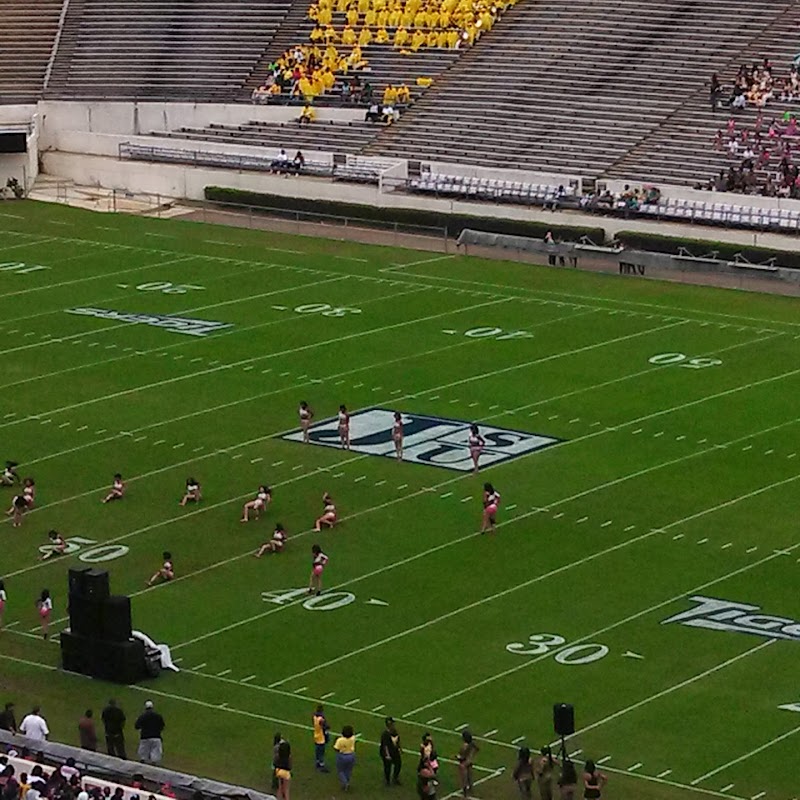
282,408,561,471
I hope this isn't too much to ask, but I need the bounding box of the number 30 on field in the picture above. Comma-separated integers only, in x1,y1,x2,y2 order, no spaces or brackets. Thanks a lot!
506,633,609,665
649,353,722,369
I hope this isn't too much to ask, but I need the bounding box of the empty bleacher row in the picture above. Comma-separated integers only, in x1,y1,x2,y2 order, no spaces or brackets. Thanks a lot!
363,0,798,180
45,0,293,100
158,118,381,155
0,0,65,103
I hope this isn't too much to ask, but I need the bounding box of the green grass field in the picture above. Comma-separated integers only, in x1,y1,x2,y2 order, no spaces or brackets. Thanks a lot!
2,200,800,800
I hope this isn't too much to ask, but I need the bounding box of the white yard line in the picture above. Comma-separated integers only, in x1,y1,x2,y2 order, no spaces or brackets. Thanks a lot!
267,417,800,688
0,653,496,778
403,473,800,717
0,290,503,430
691,724,800,785
554,640,775,743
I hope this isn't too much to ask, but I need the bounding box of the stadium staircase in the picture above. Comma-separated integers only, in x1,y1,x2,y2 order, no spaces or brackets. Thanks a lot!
0,0,65,104
361,0,798,179
45,0,293,100
602,0,800,186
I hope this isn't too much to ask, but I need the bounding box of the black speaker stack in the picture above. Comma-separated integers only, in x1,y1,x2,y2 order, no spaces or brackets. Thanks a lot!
61,567,146,684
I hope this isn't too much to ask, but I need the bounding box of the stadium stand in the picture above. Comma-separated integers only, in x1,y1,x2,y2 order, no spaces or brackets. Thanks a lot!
0,0,65,103
45,0,294,100
362,0,799,180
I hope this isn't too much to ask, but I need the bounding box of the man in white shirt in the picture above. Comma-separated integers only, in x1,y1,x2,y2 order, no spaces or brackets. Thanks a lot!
19,706,49,741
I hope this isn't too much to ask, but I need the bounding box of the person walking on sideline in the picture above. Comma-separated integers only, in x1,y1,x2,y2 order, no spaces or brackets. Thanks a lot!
78,709,98,751
134,700,165,764
380,717,402,785
312,705,330,772
102,699,126,759
19,706,48,741
334,725,356,792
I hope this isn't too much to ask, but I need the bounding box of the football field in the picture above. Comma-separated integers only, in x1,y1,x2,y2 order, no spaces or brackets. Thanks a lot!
2,200,800,800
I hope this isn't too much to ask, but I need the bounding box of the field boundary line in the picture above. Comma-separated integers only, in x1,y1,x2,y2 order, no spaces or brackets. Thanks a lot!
0,257,320,330
690,721,800,785
556,639,776,743
0,253,197,304
404,471,800,716
0,653,498,778
381,265,800,332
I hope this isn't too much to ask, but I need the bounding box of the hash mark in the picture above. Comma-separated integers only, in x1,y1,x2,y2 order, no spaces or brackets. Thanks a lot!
292,464,304,471
483,728,499,737
506,504,517,511
455,723,469,731
697,538,709,544
569,418,581,424
440,492,453,498
217,669,232,676
789,453,798,459
251,458,263,464
398,484,408,490
372,704,385,712
654,431,664,438
153,439,166,445
333,472,345,478
280,371,290,377
721,543,732,549
657,770,672,778
426,717,442,725
698,438,708,444
294,687,308,693
231,454,243,460
193,663,207,670
553,512,564,519
600,520,612,528
59,422,71,428
512,736,526,745
461,496,472,503
172,443,185,449
135,436,147,442
40,419,53,425
628,763,642,772
272,461,284,467
95,428,107,434
576,516,588,524
345,698,361,706
240,675,257,683
746,546,758,553
548,414,559,420
597,757,612,765
321,691,336,699
428,395,440,400
375,480,387,487
751,793,766,800
720,785,734,793
765,449,774,455
624,524,636,531
672,534,684,540
354,476,367,483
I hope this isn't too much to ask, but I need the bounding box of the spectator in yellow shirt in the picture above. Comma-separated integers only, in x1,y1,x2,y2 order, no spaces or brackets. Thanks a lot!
346,5,359,25
365,7,377,25
388,7,402,25
446,28,459,47
334,726,357,792
358,0,369,13
401,8,414,26
342,25,357,44
426,29,437,46
411,29,425,49
358,26,373,45
310,26,325,41
396,83,411,103
413,10,426,27
382,84,397,105
393,26,409,47
377,8,389,26
299,104,316,125
376,26,389,42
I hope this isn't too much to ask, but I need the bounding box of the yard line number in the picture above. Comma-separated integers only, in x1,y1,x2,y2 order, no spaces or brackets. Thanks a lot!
294,303,362,317
262,587,356,611
136,281,205,294
0,262,50,274
649,353,722,369
506,633,609,665
464,327,534,340
38,536,130,563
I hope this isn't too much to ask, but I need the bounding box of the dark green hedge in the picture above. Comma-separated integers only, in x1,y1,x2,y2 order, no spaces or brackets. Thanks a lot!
617,230,800,270
204,186,606,243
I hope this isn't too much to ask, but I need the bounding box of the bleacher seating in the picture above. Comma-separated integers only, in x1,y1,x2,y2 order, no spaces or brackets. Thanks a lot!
0,0,64,103
408,172,573,204
45,0,294,100
362,0,800,184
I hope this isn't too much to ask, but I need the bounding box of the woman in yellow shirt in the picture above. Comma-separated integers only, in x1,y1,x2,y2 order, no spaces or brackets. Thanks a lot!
334,725,357,791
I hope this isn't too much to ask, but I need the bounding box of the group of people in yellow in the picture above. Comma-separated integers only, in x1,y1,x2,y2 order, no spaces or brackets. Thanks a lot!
252,0,516,112
308,0,517,50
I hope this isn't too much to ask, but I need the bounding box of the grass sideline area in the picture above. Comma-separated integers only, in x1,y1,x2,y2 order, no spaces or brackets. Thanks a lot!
1,200,800,800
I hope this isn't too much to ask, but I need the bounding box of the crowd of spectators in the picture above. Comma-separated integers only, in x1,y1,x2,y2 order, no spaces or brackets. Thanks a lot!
712,58,800,113
708,111,800,196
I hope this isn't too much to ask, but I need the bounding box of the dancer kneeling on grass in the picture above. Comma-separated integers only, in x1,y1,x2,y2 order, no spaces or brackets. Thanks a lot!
147,552,174,586
255,523,287,557
39,530,67,561
1,460,20,486
102,474,125,503
314,492,337,531
308,545,328,596
241,485,271,522
180,477,201,506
